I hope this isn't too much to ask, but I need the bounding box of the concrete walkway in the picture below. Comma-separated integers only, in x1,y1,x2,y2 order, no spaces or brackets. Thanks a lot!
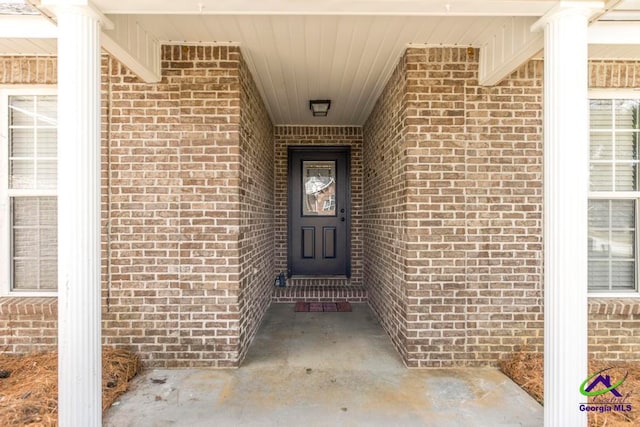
104,304,543,427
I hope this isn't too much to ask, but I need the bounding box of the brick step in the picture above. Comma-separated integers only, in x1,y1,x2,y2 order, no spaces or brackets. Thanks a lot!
285,276,350,287
272,285,368,303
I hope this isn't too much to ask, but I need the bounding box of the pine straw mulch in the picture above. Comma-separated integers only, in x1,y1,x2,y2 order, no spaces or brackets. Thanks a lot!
500,352,640,427
0,348,140,426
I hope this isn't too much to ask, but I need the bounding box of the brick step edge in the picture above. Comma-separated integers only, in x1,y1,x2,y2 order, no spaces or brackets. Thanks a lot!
272,285,368,303
285,279,351,287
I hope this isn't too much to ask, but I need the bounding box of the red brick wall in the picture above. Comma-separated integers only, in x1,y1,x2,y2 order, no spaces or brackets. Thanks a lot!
362,57,408,361
365,48,640,367
237,55,275,362
0,299,57,353
589,60,640,87
0,47,274,367
273,126,363,285
103,46,246,367
365,48,544,367
102,51,185,366
461,54,544,366
103,45,278,367
589,299,640,361
404,48,477,367
2,50,640,367
0,56,56,84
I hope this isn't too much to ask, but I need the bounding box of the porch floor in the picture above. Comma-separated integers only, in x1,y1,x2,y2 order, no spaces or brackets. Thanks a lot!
104,304,543,427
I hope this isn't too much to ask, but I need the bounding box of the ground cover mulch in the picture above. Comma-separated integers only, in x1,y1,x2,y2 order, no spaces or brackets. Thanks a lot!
0,348,140,426
500,351,640,426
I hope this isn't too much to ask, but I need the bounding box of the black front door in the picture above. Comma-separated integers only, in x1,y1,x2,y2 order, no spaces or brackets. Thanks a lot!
288,147,350,276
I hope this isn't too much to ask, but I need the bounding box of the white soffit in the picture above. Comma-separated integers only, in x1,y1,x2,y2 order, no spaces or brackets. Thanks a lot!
92,0,557,16
0,13,56,54
588,0,640,58
590,44,640,58
2,0,640,124
0,37,56,54
599,0,640,20
589,21,640,44
132,14,511,125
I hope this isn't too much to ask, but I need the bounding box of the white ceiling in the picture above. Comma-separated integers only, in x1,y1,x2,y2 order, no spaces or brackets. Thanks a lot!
91,0,559,16
2,0,640,125
0,37,54,54
121,12,640,126
139,15,513,125
589,44,640,59
600,0,640,20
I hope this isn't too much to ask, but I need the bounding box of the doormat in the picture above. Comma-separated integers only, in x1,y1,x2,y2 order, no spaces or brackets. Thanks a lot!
295,302,352,312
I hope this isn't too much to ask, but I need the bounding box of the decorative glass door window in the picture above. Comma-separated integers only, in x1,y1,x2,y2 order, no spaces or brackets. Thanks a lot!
302,161,336,216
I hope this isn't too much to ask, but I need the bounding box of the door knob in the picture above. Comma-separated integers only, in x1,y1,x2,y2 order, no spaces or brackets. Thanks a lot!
341,217,345,222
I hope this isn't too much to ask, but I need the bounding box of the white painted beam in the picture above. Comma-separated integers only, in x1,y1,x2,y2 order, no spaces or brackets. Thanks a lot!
478,17,543,87
589,21,640,44
531,2,603,426
101,15,161,83
0,15,57,38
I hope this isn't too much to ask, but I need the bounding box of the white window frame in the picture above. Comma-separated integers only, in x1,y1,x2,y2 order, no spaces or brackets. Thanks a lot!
0,86,58,297
588,89,640,298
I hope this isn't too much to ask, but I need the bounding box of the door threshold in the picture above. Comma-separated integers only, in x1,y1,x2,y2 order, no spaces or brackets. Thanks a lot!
290,275,348,280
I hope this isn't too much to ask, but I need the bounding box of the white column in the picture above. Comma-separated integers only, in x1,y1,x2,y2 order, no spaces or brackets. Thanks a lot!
53,3,102,426
532,2,602,426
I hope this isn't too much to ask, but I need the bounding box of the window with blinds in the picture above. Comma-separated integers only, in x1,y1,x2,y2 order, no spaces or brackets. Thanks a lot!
4,94,58,293
588,98,640,293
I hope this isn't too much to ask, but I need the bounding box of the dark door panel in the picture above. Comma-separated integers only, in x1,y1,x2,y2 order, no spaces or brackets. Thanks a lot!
302,227,315,259
323,227,336,259
288,148,350,276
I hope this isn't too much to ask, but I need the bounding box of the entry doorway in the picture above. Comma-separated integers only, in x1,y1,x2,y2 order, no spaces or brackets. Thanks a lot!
288,147,351,277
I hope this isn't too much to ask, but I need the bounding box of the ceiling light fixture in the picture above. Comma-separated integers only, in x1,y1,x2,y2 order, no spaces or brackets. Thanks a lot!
309,100,331,117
